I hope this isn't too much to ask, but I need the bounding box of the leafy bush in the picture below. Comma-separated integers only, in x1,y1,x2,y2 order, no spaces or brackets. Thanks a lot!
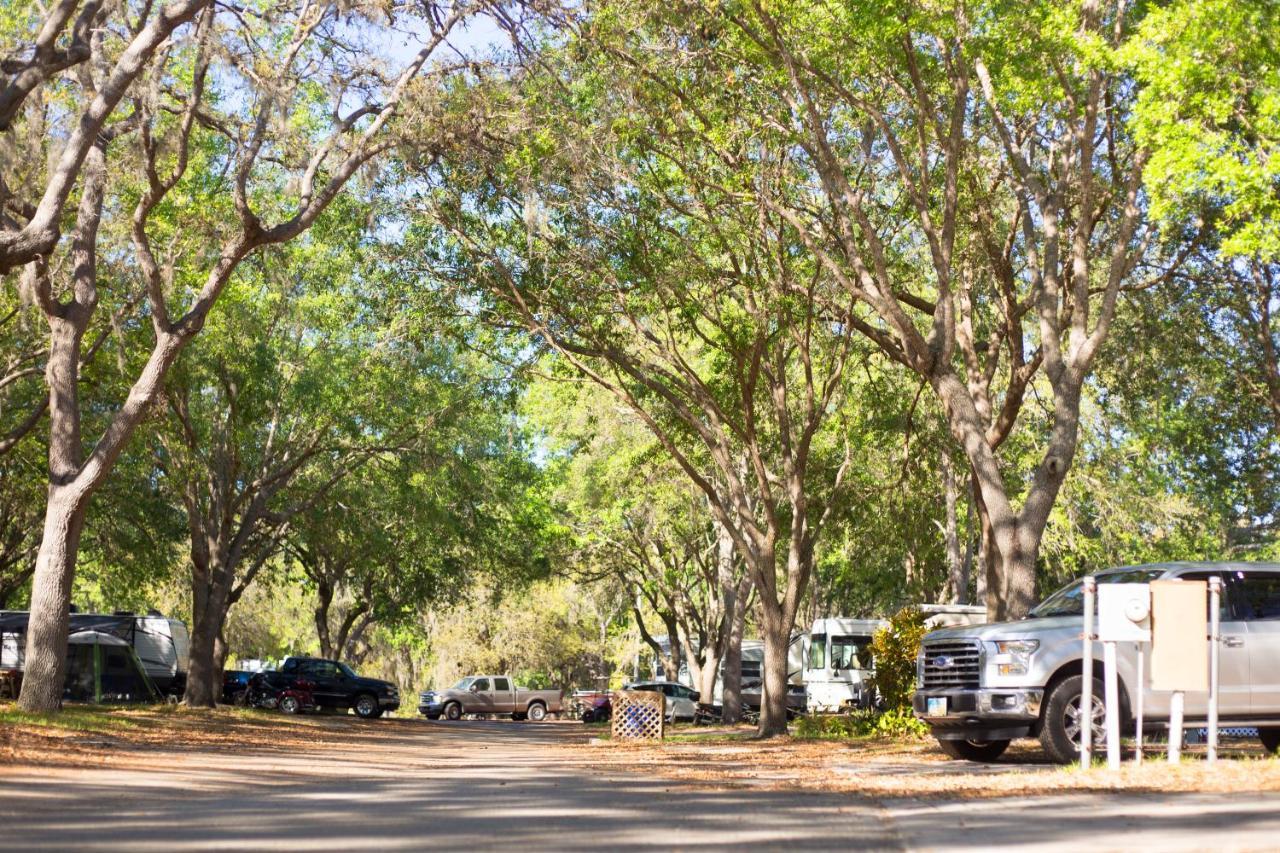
793,708,928,740
869,606,928,710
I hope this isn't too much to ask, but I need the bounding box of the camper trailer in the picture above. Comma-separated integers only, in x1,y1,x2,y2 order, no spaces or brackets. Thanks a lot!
0,610,189,698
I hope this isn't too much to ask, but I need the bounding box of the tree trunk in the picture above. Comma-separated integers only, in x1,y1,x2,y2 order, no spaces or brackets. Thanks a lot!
17,490,87,711
18,315,89,713
315,579,334,659
720,577,749,724
758,604,790,737
942,453,966,604
183,549,232,707
213,628,229,686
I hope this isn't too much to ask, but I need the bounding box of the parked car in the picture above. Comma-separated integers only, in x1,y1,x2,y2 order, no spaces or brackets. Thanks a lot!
625,680,700,723
259,656,400,719
912,562,1280,763
418,675,563,721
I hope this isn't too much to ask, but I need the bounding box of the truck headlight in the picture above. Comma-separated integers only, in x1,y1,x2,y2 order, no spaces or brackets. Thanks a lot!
993,639,1039,676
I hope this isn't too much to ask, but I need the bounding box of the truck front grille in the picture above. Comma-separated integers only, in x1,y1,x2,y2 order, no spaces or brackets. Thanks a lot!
921,640,981,689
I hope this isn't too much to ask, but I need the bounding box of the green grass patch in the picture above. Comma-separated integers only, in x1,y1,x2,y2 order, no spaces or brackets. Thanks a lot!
0,702,151,733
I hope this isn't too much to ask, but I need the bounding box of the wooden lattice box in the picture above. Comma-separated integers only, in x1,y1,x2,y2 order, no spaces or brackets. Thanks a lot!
611,689,666,741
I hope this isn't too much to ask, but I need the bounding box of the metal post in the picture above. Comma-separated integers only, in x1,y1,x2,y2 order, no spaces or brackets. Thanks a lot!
1208,576,1222,765
1135,647,1145,766
1169,691,1184,763
1104,641,1121,770
1081,576,1096,767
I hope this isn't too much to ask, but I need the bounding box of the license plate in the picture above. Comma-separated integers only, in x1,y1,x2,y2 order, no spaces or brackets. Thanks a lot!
927,697,947,716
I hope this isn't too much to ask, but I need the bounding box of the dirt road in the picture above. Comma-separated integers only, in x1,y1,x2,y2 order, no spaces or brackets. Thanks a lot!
3,718,1280,851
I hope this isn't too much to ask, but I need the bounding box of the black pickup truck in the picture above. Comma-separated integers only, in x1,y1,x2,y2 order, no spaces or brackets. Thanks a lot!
260,656,399,718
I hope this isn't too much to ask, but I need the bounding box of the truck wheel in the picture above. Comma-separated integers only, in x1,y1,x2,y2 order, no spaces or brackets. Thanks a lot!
937,738,1010,762
527,702,547,722
1040,675,1107,764
354,694,380,719
444,702,462,721
1258,727,1280,754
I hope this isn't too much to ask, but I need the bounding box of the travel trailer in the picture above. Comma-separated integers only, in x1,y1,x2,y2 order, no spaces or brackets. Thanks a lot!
0,610,190,698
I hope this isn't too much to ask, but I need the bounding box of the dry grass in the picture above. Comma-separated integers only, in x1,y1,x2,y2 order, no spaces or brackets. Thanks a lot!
574,730,1280,799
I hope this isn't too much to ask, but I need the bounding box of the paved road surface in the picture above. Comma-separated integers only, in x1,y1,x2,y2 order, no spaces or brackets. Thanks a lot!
2,720,1279,851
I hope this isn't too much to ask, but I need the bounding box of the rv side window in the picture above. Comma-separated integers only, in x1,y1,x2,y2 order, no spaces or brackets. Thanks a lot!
830,636,870,670
807,634,826,670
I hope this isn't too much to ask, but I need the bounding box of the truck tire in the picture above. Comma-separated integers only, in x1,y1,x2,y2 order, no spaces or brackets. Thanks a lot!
354,693,380,719
444,702,462,721
937,738,1010,762
1259,727,1280,754
1040,675,1107,764
527,702,547,722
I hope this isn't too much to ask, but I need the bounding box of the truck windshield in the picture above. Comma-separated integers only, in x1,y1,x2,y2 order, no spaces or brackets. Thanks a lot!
452,677,475,690
337,662,357,679
1030,569,1165,617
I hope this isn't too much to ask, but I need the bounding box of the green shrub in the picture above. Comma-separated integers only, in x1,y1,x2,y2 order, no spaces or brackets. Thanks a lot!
793,708,928,740
869,606,928,710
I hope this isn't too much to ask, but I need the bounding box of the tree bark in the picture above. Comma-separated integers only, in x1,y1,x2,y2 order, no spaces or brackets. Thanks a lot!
183,546,233,707
758,600,791,737
720,576,750,724
941,452,966,604
18,282,93,712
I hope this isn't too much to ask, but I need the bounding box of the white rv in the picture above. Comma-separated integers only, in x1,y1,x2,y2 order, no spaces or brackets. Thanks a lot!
0,610,190,698
802,617,887,713
803,605,988,713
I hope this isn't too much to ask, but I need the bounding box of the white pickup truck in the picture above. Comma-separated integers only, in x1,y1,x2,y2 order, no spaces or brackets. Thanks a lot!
913,562,1280,763
418,675,563,721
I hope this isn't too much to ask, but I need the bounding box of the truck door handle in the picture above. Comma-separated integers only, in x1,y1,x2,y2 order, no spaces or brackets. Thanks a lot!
1222,636,1245,648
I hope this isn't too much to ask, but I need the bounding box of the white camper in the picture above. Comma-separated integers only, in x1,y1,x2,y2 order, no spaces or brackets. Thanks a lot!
803,617,887,713
0,610,190,697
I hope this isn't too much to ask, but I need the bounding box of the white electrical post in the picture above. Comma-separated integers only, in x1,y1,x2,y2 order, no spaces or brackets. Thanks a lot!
1150,579,1209,766
1096,584,1151,771
1208,576,1222,765
1103,640,1121,770
1169,691,1185,763
1081,576,1096,767
1135,647,1145,766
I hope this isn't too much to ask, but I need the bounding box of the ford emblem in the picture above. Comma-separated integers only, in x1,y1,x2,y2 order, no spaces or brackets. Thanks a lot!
931,655,953,668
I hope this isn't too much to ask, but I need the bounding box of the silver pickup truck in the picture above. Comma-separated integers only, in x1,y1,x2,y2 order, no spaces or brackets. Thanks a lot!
912,562,1280,763
418,675,563,722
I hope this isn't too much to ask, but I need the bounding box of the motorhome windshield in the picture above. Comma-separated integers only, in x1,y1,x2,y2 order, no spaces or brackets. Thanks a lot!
831,635,872,670
807,634,826,669
1029,568,1165,617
